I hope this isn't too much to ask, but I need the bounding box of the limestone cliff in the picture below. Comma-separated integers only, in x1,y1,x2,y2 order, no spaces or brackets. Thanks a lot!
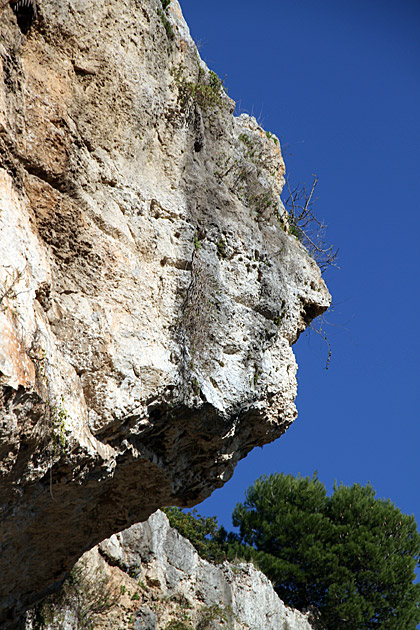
0,0,330,625
25,510,314,630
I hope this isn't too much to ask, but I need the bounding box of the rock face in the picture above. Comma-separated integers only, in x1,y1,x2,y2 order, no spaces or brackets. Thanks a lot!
0,0,330,625
26,510,314,630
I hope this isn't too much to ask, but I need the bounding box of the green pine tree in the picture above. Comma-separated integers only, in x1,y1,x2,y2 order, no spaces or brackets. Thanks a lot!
163,507,227,564
232,473,420,630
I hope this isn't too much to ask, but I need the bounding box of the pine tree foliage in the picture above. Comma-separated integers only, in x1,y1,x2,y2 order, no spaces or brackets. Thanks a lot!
232,473,420,629
163,507,227,564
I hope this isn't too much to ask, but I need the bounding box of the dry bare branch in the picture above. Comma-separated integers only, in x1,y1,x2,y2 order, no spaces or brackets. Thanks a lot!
284,176,338,272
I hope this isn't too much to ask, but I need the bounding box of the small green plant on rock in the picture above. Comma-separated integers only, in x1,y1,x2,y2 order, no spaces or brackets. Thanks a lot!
197,603,236,629
208,69,222,92
165,592,192,610
273,313,284,327
216,238,226,259
128,563,141,579
52,396,69,454
191,377,200,396
238,133,261,163
158,0,174,41
174,62,225,112
238,133,252,148
288,220,303,240
265,130,279,145
165,621,193,630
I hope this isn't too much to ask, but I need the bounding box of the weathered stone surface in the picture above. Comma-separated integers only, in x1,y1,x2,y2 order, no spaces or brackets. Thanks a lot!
25,510,314,629
0,0,330,625
100,511,314,629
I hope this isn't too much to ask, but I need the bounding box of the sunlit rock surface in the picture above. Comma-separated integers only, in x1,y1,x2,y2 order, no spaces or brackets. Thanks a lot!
0,0,330,624
25,510,314,630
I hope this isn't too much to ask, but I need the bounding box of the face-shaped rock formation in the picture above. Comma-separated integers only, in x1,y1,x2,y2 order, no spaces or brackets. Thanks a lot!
0,0,330,625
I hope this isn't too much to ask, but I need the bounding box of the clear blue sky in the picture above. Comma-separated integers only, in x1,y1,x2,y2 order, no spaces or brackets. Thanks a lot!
178,0,420,542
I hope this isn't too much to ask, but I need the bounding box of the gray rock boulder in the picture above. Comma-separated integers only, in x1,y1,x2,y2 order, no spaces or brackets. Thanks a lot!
25,510,314,630
99,511,314,629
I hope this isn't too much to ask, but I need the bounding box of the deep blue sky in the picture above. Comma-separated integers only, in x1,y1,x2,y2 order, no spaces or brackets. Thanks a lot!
178,0,420,541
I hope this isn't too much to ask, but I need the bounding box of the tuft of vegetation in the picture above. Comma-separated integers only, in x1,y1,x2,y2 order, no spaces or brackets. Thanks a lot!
191,376,200,396
208,70,222,93
128,563,141,579
238,133,252,149
164,621,194,630
51,396,69,454
216,238,226,259
273,313,284,327
197,603,236,629
158,0,174,41
193,234,201,251
174,63,225,112
265,130,279,145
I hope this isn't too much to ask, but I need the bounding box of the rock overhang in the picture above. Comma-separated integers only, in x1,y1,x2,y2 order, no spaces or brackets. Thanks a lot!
0,0,330,625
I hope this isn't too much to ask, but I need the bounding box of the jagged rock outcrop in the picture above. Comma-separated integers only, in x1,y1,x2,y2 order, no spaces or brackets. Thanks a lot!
0,0,330,625
25,510,314,630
